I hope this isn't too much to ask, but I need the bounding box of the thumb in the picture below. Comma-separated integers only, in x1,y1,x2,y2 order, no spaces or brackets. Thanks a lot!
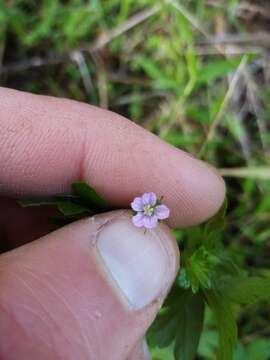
0,210,179,360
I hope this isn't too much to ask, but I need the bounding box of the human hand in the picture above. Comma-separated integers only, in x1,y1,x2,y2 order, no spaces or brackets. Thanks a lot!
0,87,225,359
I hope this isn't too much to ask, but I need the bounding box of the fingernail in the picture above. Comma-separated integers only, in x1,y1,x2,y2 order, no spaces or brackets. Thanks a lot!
97,217,177,310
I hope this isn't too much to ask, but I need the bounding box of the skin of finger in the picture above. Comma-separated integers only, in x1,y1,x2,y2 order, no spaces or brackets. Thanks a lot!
0,211,179,360
127,340,151,360
0,87,225,228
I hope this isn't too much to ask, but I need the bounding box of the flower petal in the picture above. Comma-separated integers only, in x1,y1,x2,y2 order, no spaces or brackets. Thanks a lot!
155,205,170,220
132,212,145,227
142,192,157,206
131,197,144,212
143,215,158,229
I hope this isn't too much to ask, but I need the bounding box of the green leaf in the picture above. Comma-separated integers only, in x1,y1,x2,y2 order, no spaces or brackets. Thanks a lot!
246,339,270,360
197,58,242,85
205,290,237,360
18,181,109,226
18,199,58,207
174,291,205,360
198,330,219,358
148,289,205,360
161,132,200,147
72,181,108,210
150,345,174,360
18,182,108,213
177,268,191,290
204,198,228,237
19,196,92,216
185,246,220,293
233,343,247,360
147,288,185,348
221,276,270,305
133,56,178,90
56,201,90,216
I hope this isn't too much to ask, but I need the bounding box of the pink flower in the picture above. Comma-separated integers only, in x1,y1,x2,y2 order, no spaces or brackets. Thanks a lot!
131,192,170,229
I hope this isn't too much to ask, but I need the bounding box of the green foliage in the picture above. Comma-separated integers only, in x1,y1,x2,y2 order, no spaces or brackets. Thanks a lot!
56,200,90,216
184,246,220,293
246,339,270,360
234,340,270,360
150,199,270,360
203,199,227,237
177,201,227,294
174,291,205,360
197,58,242,85
151,346,175,360
221,276,270,305
18,199,58,208
198,329,219,358
205,291,238,360
72,181,108,210
19,181,108,221
148,289,205,360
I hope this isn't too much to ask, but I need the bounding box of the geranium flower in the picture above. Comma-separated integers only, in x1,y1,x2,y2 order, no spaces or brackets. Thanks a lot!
131,192,170,229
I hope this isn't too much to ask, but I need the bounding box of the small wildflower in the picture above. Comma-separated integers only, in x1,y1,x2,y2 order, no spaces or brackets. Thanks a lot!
131,192,170,229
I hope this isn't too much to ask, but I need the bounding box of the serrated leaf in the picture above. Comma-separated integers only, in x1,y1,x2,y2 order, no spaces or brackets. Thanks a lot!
174,291,205,360
185,246,220,293
205,290,237,360
177,268,191,290
147,288,187,349
148,308,179,348
148,289,204,360
72,181,108,210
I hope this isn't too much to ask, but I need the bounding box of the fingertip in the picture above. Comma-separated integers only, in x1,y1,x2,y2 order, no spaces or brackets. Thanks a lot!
168,157,226,227
134,139,226,228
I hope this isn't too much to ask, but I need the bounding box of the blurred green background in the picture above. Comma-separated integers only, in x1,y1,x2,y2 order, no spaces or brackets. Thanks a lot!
1,1,270,359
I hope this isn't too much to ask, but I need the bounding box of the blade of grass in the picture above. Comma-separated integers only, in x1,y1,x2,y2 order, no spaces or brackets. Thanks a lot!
91,4,161,51
219,167,270,180
166,0,228,58
198,55,248,157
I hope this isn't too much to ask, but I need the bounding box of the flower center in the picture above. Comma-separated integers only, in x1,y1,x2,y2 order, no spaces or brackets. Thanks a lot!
143,204,155,216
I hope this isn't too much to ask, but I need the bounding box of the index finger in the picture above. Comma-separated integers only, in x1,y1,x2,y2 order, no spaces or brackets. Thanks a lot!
0,87,225,227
